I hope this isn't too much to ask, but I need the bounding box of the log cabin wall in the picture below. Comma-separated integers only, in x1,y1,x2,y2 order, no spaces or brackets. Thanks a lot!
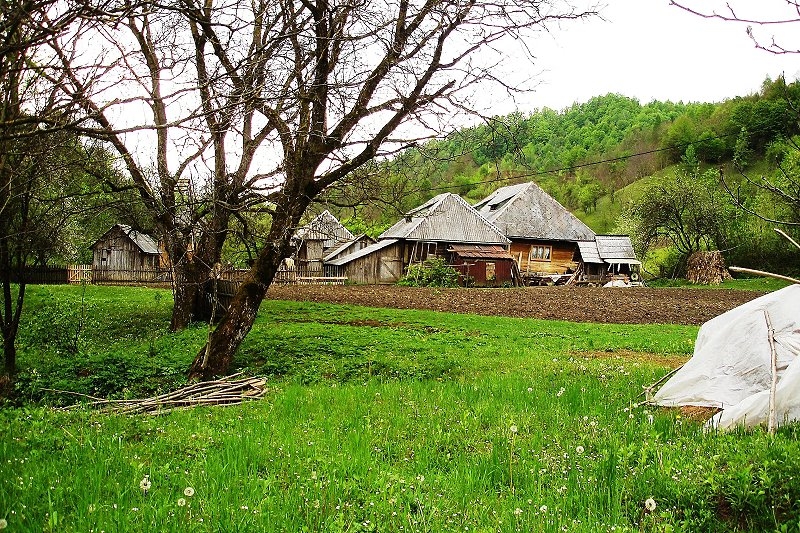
510,239,578,275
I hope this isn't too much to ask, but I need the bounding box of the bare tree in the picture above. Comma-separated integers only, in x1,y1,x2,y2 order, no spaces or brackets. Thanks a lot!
670,1,800,54
45,0,597,377
186,0,598,379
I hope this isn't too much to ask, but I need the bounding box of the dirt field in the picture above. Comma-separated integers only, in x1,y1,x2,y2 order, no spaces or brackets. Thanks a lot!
266,285,763,326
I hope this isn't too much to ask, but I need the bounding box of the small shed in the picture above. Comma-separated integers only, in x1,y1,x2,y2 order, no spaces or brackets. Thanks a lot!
325,239,405,284
447,244,517,287
574,235,641,284
91,224,162,272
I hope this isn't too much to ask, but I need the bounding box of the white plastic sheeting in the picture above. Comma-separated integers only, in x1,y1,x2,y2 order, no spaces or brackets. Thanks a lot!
652,284,800,430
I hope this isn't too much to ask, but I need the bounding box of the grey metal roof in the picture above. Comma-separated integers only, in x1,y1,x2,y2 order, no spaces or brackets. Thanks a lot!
379,193,509,245
322,234,373,262
117,224,160,254
326,238,399,266
294,210,355,242
474,182,596,242
596,235,638,262
576,241,603,264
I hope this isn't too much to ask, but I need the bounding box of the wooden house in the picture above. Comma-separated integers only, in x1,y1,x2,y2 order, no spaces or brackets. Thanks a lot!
91,224,164,281
292,210,355,272
474,182,596,283
574,235,641,285
327,193,513,284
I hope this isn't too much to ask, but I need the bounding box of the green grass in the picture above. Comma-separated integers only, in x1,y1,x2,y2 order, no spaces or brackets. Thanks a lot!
2,284,800,532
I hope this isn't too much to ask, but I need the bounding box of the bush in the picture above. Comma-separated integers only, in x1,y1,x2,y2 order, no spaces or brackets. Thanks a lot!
397,257,460,287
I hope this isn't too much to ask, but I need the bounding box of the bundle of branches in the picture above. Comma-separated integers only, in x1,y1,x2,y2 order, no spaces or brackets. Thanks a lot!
687,251,733,285
55,374,267,415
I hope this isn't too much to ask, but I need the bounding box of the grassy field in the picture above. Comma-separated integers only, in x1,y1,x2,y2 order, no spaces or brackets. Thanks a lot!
2,285,799,532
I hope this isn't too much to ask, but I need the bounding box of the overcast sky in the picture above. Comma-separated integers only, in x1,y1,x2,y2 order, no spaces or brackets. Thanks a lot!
486,0,800,113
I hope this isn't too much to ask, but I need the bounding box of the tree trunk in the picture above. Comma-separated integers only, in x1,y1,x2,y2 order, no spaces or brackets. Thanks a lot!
169,259,211,331
2,331,15,375
186,246,283,380
187,195,308,380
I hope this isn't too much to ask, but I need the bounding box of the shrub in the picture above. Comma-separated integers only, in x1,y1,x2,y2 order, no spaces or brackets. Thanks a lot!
398,257,460,287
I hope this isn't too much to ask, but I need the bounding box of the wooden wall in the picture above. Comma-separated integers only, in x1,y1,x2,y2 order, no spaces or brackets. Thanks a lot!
451,257,514,287
510,239,578,275
340,241,405,284
92,231,159,272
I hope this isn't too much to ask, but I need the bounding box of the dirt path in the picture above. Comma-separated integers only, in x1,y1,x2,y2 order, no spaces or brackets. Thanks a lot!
266,285,763,326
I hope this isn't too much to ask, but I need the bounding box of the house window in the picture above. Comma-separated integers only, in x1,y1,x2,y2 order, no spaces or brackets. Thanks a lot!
425,242,437,257
529,245,552,261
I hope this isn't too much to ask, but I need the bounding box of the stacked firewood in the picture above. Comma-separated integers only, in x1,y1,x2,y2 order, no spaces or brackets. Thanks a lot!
686,251,733,285
56,374,267,415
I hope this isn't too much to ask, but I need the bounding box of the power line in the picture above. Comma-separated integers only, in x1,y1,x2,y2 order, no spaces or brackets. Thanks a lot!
416,129,746,195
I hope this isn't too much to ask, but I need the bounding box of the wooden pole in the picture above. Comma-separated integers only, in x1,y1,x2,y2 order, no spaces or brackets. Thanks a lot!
764,310,778,435
774,228,800,252
729,266,800,285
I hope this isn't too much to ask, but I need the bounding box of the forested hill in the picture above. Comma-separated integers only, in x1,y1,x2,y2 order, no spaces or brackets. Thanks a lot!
326,76,800,235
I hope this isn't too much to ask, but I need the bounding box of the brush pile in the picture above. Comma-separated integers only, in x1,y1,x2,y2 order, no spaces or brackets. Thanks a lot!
57,374,267,415
687,251,733,285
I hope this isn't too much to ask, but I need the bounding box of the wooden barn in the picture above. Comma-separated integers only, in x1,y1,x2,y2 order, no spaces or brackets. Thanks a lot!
327,193,513,284
474,182,596,284
574,235,641,285
91,224,164,281
292,210,355,272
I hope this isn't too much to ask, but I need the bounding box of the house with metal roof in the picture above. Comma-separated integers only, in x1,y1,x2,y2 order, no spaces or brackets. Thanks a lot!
292,210,356,272
474,182,597,283
327,193,513,284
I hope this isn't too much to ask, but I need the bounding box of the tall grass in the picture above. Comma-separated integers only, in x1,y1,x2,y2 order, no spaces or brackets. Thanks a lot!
2,285,799,532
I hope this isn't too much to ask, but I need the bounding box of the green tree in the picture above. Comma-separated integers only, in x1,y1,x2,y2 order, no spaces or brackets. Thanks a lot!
626,165,739,276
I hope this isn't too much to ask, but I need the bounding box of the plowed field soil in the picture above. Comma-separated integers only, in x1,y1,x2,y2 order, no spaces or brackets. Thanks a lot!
266,285,763,326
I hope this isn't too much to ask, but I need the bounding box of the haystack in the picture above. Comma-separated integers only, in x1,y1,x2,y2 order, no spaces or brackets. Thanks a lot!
686,251,732,285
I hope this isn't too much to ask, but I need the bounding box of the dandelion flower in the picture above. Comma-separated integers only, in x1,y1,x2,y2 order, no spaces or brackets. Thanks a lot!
177,498,186,507
644,498,656,512
184,487,195,497
139,475,151,494
0,518,7,529
510,425,518,434
576,445,585,454
539,505,548,513
513,508,523,516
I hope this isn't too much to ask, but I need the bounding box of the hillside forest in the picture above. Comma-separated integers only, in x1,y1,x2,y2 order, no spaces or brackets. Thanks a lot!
302,75,800,278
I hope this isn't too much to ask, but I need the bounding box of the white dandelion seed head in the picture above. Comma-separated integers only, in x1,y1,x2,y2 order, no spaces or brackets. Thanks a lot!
139,476,152,493
514,507,523,516
0,518,7,529
645,498,656,512
539,505,548,513
510,425,518,434
576,445,585,454
177,498,186,507
184,487,195,497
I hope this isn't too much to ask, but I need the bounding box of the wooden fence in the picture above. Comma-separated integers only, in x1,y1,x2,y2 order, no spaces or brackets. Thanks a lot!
7,264,347,287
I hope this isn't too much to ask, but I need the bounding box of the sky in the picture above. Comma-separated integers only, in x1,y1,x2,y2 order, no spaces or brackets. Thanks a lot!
484,0,800,113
